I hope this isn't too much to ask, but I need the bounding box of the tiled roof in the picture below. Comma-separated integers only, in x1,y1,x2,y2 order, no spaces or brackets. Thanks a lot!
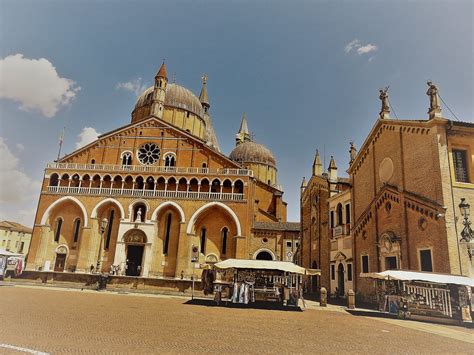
253,221,300,232
0,221,32,234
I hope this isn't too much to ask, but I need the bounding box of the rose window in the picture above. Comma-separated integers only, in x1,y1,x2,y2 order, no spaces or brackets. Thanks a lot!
137,143,160,165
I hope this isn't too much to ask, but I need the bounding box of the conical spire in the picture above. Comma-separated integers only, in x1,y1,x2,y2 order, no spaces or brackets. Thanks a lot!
199,74,210,109
301,176,307,188
239,113,249,135
235,113,251,145
328,156,338,181
300,176,308,194
312,149,323,176
156,61,168,80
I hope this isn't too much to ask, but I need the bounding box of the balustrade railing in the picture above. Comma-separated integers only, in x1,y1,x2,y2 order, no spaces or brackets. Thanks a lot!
46,186,245,201
46,162,253,177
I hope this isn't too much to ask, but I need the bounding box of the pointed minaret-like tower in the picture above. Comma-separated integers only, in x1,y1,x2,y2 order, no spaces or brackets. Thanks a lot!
198,74,220,151
312,149,323,176
300,176,308,194
199,74,210,113
328,156,338,181
151,62,168,118
235,113,251,145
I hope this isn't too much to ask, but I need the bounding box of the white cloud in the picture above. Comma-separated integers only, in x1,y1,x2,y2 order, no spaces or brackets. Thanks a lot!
0,137,41,205
344,39,378,57
357,44,378,55
344,39,361,53
16,143,25,151
76,127,100,149
0,54,81,118
116,77,148,96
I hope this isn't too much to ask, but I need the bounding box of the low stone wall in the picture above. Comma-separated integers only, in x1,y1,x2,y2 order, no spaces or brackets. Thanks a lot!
8,271,203,294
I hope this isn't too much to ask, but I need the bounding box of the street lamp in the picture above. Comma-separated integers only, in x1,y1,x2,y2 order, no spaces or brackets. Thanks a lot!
458,198,473,260
95,217,108,273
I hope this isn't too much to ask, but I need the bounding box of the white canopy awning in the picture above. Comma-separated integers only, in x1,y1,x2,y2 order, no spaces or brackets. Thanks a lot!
214,258,320,275
360,270,474,287
0,249,24,257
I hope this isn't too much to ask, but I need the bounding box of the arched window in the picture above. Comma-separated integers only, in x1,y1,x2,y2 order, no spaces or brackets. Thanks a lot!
202,162,207,168
211,179,220,193
54,218,63,243
200,228,206,254
49,173,59,187
121,152,132,166
234,180,244,194
71,174,80,187
91,159,95,165
72,218,81,243
105,209,114,250
221,227,228,255
163,213,172,255
164,153,176,167
337,203,343,226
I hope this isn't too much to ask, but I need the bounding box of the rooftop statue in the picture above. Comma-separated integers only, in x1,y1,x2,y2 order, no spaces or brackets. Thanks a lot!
426,81,441,112
379,86,390,119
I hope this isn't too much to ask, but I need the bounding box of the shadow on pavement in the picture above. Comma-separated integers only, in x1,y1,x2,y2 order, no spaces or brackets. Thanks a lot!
184,298,303,312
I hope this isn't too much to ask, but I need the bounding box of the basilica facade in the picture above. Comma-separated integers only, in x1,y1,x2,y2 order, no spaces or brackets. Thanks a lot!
27,63,298,279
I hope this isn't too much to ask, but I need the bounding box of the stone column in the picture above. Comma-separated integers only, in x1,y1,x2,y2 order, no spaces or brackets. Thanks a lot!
76,227,93,272
32,227,50,271
175,223,191,278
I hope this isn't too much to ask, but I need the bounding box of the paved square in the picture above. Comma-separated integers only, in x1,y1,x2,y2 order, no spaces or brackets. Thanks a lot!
0,286,472,354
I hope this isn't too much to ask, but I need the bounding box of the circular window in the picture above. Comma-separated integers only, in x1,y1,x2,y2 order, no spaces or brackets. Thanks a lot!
137,143,160,165
262,237,268,244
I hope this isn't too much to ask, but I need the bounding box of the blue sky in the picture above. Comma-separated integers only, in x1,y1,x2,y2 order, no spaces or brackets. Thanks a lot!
0,0,473,225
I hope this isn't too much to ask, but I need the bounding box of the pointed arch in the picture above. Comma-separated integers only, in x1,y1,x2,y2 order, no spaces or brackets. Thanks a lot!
186,202,241,237
91,198,125,219
40,196,89,227
151,201,186,223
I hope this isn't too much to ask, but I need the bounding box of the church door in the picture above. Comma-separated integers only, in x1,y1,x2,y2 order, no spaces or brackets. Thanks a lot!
337,263,345,296
126,245,144,276
54,253,66,272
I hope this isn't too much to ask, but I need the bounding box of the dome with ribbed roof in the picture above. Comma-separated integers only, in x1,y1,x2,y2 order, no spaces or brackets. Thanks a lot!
134,83,205,118
229,141,276,167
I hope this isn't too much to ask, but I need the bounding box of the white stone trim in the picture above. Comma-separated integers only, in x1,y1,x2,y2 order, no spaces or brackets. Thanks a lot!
186,202,241,237
91,198,126,220
151,201,186,223
40,196,89,227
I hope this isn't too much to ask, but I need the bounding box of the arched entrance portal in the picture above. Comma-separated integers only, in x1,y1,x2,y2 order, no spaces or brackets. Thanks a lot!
123,229,147,276
54,245,68,272
256,250,273,260
337,263,345,296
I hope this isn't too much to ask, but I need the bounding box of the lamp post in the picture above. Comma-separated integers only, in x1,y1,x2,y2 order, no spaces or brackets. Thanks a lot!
95,218,108,273
458,198,473,260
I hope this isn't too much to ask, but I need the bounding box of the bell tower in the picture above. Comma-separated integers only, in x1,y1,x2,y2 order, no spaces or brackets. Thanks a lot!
151,62,168,119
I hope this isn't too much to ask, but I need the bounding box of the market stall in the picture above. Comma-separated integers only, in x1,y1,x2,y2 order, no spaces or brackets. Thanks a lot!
361,270,474,323
203,259,320,308
0,250,25,279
